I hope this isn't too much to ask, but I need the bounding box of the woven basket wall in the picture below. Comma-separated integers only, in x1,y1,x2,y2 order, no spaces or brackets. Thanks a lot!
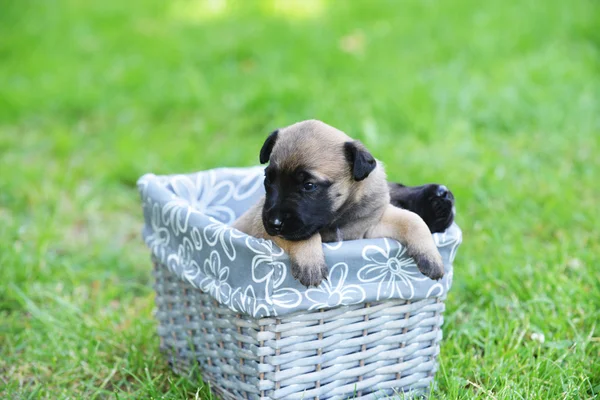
154,259,446,399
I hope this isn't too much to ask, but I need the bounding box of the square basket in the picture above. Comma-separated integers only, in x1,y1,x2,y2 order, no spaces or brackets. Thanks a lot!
137,166,462,399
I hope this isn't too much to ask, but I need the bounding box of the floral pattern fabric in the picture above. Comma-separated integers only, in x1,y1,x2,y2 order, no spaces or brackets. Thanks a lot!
138,167,462,318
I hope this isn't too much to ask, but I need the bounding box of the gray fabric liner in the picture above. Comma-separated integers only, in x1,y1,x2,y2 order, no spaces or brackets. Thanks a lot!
138,166,462,318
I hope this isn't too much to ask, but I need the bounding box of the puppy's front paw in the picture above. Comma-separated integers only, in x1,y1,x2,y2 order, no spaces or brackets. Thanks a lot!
412,251,444,280
291,260,329,288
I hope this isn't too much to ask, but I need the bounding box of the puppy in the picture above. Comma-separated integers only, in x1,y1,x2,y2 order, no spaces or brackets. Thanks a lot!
233,120,444,287
388,183,455,233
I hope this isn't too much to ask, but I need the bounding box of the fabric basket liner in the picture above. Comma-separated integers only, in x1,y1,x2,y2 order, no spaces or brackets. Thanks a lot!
137,166,462,318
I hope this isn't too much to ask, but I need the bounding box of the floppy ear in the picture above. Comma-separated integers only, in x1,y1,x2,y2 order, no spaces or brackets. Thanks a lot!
344,141,376,181
259,129,279,164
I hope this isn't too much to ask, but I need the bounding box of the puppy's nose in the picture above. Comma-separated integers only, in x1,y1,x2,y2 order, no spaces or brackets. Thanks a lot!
436,185,449,199
268,217,283,232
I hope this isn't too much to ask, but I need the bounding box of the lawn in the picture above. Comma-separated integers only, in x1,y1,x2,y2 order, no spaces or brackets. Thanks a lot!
1,0,599,398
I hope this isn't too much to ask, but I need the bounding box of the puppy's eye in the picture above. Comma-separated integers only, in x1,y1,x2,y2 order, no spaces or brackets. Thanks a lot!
302,182,317,192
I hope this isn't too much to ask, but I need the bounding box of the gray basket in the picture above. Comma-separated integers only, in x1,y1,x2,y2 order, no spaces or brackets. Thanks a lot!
138,167,462,400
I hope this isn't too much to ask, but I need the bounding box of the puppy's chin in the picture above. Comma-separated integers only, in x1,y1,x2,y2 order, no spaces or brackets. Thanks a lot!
281,230,317,241
266,227,320,241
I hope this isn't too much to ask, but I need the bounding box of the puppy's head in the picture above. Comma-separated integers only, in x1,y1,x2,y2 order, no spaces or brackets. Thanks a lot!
259,120,377,240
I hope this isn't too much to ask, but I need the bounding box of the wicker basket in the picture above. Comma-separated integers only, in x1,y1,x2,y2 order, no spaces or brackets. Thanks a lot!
138,167,462,400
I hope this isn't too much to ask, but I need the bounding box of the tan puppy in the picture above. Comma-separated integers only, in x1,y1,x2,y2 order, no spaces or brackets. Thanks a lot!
233,120,444,287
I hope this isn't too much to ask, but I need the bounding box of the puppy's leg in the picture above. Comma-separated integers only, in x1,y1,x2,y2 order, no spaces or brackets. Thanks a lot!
272,234,328,288
366,204,444,280
233,197,327,287
232,198,266,238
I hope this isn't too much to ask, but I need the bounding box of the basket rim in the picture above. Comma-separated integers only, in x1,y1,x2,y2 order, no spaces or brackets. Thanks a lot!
139,166,462,318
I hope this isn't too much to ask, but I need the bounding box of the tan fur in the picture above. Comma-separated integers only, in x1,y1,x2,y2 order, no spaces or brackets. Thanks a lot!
366,205,444,279
269,120,351,180
272,234,327,284
232,198,265,238
233,119,444,286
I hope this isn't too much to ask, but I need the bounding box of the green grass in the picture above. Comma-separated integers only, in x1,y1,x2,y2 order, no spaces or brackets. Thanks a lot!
1,0,599,398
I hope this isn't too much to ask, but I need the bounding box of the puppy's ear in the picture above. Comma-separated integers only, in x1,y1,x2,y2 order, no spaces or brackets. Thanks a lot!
344,141,376,181
259,129,279,164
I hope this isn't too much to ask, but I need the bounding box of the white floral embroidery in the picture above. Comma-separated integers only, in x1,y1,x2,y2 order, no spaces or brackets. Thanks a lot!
433,223,462,264
426,283,445,298
323,240,343,251
230,285,271,317
358,238,428,300
232,168,264,201
189,226,203,251
169,174,236,223
306,263,366,310
199,251,232,304
144,201,170,262
178,236,202,284
434,223,462,292
162,198,200,237
271,287,303,311
203,217,245,261
246,236,302,312
246,236,286,287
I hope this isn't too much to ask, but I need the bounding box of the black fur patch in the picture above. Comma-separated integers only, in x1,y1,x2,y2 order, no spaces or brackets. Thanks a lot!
262,166,334,240
344,141,376,181
259,129,279,164
388,183,455,233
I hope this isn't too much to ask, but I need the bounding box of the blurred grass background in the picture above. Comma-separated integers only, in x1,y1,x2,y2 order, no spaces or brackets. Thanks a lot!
1,0,599,398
